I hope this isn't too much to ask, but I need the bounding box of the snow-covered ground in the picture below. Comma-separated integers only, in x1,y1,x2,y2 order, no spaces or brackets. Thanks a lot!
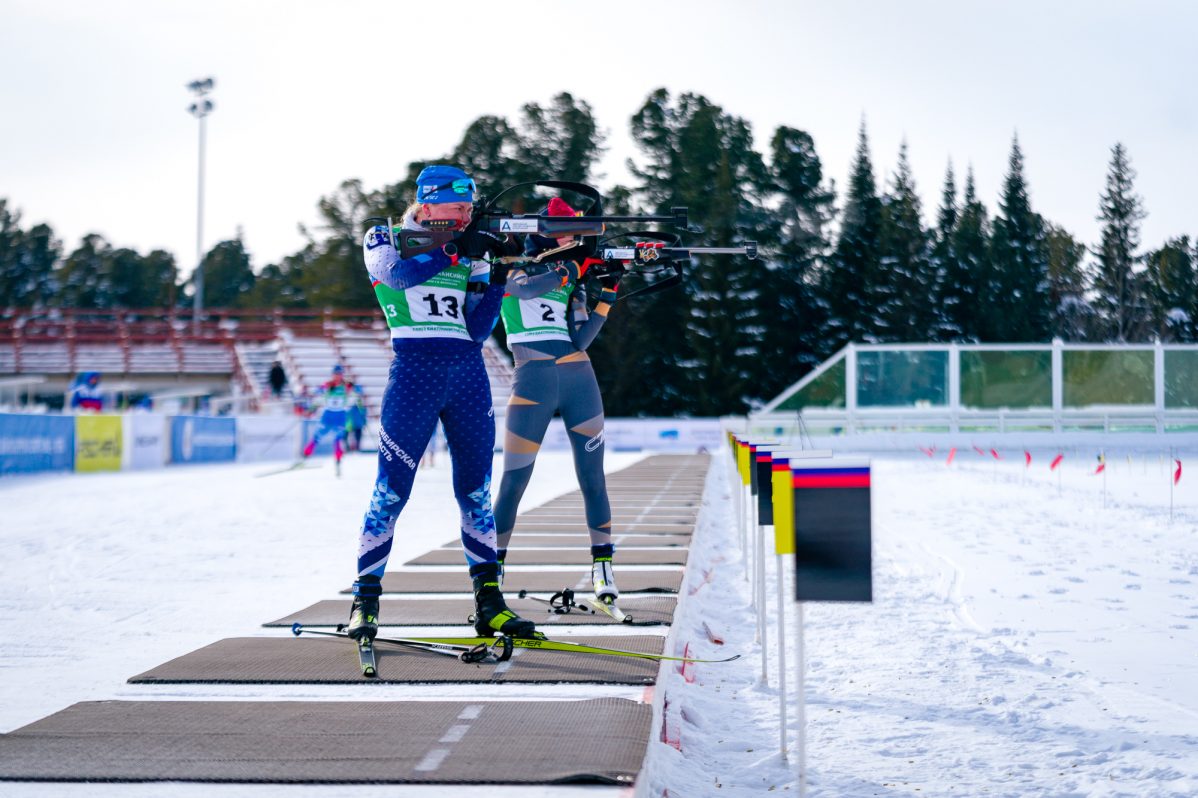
4,444,1198,796
645,446,1198,797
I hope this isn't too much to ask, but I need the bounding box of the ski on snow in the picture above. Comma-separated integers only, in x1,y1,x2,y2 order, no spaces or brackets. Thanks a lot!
254,461,320,478
291,623,507,672
515,587,665,626
292,622,738,666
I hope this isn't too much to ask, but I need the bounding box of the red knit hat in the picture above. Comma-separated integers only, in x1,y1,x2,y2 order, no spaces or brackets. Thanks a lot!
546,196,576,216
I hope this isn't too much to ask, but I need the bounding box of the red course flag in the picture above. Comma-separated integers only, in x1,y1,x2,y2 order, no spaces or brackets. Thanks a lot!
990,448,1001,460
1024,451,1032,468
1094,463,1106,475
1175,459,1183,486
946,447,957,466
919,446,936,458
1050,454,1064,471
973,445,986,456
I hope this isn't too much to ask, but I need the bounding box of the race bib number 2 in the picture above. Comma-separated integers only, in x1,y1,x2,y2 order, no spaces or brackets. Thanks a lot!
520,297,567,331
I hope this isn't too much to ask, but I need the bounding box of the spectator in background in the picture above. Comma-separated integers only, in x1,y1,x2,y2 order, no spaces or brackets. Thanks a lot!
268,361,288,399
69,372,103,412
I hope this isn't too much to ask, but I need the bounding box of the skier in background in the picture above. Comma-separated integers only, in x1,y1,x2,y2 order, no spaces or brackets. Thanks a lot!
492,197,624,607
301,364,352,476
69,372,104,412
349,164,538,644
345,384,367,451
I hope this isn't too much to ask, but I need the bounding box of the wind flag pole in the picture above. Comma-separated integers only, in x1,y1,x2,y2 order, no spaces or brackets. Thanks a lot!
728,438,747,582
769,452,794,759
751,445,776,683
790,458,873,798
1170,446,1175,522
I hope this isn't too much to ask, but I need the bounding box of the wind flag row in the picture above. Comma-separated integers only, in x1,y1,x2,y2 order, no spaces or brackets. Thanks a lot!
727,433,873,795
728,434,873,601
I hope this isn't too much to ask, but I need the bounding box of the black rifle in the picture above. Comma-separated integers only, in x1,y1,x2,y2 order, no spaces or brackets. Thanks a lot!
377,180,687,260
585,231,759,302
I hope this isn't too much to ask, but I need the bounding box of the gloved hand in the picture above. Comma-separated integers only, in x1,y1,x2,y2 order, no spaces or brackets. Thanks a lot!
552,260,580,286
453,229,515,259
598,262,625,290
490,261,512,286
493,233,524,258
579,257,604,279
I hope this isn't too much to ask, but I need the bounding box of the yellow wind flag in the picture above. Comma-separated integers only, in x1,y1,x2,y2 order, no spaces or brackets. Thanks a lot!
772,463,794,555
736,439,751,486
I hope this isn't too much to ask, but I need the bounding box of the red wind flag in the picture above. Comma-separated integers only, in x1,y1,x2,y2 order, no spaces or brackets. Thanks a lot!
1175,459,1183,486
1094,463,1106,475
946,447,957,466
1050,454,1064,471
1024,451,1032,468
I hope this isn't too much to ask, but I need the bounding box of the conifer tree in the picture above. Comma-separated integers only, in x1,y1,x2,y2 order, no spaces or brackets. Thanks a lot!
626,89,771,414
929,163,959,341
0,200,59,307
194,237,253,308
988,136,1051,341
758,126,834,399
57,234,114,308
823,121,883,347
1043,224,1091,340
516,93,605,184
299,179,378,308
1091,142,1149,341
943,167,991,341
1144,236,1197,342
877,141,935,341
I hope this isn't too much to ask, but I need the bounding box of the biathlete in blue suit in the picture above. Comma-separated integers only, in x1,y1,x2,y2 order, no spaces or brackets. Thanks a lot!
302,364,353,475
347,165,539,642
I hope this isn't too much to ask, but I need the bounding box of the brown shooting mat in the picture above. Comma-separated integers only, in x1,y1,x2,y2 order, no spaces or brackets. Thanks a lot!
0,698,649,784
127,635,665,685
264,595,676,628
439,533,691,548
341,568,683,595
406,547,687,567
512,521,695,534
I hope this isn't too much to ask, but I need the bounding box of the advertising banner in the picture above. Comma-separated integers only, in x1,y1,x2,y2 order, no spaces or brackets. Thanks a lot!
170,416,236,464
534,418,724,453
124,413,169,470
75,415,122,472
0,414,75,475
238,416,301,462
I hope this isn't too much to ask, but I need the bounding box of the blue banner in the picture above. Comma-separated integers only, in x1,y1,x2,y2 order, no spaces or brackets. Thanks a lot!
0,414,75,475
170,416,237,464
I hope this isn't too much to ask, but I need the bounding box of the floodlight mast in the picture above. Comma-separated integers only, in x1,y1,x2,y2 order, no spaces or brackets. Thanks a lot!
186,78,215,334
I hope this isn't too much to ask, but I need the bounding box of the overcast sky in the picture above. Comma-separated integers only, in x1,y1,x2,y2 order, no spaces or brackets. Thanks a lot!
2,0,1194,277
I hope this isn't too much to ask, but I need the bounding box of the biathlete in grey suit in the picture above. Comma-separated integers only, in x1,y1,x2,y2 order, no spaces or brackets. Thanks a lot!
492,197,624,602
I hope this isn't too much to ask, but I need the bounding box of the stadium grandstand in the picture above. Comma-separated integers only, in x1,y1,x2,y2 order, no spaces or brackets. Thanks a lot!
0,308,514,418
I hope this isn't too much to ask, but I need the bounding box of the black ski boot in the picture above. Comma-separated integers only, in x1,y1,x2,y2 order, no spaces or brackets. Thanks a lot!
346,575,381,641
470,562,540,638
